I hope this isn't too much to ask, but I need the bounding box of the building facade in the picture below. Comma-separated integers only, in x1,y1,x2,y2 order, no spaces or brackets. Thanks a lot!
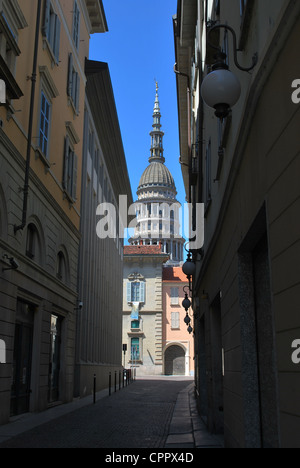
75,59,132,396
122,87,188,376
122,245,169,376
0,0,122,425
174,0,300,448
162,267,194,376
129,84,185,263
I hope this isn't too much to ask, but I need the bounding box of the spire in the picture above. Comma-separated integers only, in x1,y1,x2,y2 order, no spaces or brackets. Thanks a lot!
149,82,165,163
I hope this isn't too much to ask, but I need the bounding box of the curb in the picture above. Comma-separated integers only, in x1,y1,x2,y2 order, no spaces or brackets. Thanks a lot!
165,383,224,449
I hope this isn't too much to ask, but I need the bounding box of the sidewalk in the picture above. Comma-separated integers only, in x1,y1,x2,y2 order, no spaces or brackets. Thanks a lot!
0,386,110,445
165,383,224,449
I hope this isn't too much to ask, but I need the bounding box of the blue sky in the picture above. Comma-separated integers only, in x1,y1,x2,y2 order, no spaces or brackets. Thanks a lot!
89,0,186,210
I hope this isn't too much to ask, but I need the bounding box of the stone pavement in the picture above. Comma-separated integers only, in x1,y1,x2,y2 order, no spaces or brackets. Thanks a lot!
165,382,223,449
0,376,223,449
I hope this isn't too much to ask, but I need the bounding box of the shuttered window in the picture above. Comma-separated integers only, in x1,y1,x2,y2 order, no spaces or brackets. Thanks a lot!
67,53,80,113
170,287,179,305
171,312,180,329
126,281,146,303
72,0,80,49
39,91,51,157
42,0,61,63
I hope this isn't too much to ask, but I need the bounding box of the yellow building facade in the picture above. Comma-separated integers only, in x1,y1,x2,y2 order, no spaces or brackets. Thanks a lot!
0,0,107,424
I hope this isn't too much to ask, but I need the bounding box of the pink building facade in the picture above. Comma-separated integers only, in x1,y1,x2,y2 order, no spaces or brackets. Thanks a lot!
162,267,194,376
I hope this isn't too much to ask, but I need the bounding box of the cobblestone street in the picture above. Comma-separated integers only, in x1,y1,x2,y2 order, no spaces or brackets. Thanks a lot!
0,377,196,449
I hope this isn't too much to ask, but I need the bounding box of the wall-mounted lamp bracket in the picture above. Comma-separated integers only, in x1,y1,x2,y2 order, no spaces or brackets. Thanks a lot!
207,23,258,72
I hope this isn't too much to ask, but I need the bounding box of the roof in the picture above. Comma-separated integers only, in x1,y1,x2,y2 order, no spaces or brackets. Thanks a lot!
124,245,168,256
163,267,188,282
137,162,176,193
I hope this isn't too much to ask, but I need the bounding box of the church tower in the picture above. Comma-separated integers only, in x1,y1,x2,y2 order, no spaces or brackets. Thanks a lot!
130,84,184,264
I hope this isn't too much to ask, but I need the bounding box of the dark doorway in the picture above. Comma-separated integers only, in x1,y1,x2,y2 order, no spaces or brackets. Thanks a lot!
11,301,35,416
165,345,185,375
238,206,279,447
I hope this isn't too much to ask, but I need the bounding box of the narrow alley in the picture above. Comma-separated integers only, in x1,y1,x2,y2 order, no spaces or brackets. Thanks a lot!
0,376,222,449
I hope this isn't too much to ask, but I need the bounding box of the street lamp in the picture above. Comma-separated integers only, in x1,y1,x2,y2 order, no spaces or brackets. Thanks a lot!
201,24,258,119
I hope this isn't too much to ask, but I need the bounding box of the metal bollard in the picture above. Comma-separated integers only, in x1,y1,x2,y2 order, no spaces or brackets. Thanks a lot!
114,370,117,393
109,371,111,396
119,370,121,390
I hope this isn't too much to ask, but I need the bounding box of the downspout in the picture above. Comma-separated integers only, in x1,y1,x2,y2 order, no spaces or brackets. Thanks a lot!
14,0,42,234
174,63,191,203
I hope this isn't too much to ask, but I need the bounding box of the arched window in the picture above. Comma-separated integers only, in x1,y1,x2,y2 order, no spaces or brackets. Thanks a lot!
26,223,38,259
56,251,66,281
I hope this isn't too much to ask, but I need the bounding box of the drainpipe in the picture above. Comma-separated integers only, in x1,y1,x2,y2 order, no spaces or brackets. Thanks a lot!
14,0,42,234
174,63,191,204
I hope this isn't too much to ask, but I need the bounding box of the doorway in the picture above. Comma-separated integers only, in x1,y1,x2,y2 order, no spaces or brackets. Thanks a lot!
48,314,62,403
165,345,185,375
10,301,35,416
238,206,279,447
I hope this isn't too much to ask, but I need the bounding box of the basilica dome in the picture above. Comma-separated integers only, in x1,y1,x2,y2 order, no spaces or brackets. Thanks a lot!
137,161,176,193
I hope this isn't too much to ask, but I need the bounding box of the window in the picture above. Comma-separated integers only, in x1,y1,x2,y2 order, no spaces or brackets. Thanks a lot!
131,338,140,361
39,91,51,157
72,0,80,49
0,10,23,102
67,53,80,114
131,320,140,329
171,312,180,329
127,280,145,303
56,251,66,281
170,287,179,305
63,135,78,201
131,282,140,302
42,0,61,63
26,223,37,259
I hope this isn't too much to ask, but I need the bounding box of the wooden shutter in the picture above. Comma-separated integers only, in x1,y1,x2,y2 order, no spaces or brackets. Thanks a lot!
67,53,73,97
127,281,131,302
53,15,61,62
140,281,145,303
75,72,80,113
72,153,78,200
62,135,69,190
42,0,50,37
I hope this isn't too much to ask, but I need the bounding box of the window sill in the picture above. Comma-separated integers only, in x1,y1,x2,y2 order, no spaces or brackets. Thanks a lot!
67,96,79,117
35,147,51,173
63,190,75,207
42,38,59,68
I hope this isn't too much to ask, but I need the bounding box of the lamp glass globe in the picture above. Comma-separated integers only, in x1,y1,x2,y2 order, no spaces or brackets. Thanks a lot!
201,69,241,108
182,260,196,276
